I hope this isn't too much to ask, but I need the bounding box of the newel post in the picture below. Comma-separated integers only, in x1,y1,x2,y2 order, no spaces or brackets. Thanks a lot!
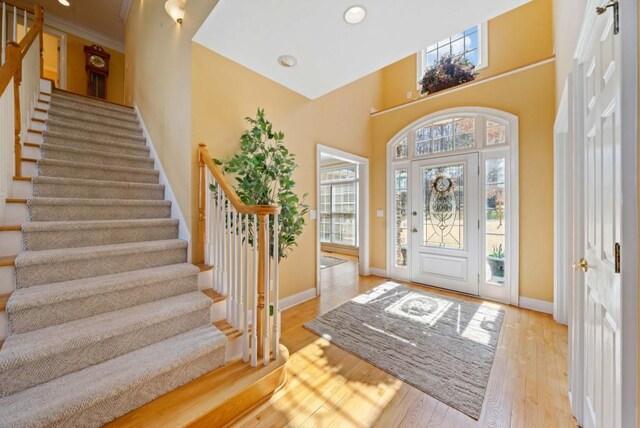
256,213,267,359
197,143,207,266
7,42,22,177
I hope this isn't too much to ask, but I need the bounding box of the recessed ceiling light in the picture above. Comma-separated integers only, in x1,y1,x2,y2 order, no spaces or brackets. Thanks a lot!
58,0,70,6
277,55,297,68
344,5,366,25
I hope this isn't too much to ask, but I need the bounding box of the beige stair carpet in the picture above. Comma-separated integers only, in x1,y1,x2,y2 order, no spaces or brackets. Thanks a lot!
1,90,226,427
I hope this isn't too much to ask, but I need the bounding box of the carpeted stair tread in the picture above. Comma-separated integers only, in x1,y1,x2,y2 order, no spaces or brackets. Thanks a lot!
15,239,187,287
51,91,136,116
47,99,139,125
46,117,145,141
42,130,150,156
7,263,199,319
22,218,179,251
27,197,172,221
16,239,186,268
32,176,165,200
41,144,155,170
0,326,226,427
37,158,159,184
27,197,171,208
48,109,142,132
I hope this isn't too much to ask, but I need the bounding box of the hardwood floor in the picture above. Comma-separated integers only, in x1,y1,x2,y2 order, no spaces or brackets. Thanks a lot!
236,259,577,428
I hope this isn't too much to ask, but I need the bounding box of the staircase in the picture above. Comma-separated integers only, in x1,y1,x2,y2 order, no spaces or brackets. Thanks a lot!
0,89,228,427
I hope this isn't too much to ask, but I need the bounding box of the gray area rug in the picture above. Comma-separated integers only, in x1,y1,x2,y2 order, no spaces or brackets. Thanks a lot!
320,255,349,269
304,283,505,419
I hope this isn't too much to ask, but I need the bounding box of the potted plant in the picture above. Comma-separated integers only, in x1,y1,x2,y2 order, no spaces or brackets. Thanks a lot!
487,244,505,278
216,107,309,261
419,55,478,95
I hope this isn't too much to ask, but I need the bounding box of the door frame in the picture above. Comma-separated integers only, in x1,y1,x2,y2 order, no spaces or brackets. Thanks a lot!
385,106,519,305
42,25,67,90
315,144,370,296
564,0,638,425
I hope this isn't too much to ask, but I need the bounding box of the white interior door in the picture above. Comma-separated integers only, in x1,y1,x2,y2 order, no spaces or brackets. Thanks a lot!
576,9,622,428
410,153,479,295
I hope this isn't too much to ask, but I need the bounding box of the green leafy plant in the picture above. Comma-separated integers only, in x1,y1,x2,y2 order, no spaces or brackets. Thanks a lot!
419,55,478,95
216,108,308,262
489,244,505,259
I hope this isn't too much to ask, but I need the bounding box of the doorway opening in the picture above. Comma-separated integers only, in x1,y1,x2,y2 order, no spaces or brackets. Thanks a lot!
316,145,369,296
386,107,519,304
41,27,67,90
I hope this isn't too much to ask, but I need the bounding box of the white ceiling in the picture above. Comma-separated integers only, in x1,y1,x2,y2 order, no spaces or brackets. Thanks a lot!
18,0,127,48
194,0,531,99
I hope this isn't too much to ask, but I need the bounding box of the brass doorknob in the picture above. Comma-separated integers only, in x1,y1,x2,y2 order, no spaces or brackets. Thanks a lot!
572,258,588,272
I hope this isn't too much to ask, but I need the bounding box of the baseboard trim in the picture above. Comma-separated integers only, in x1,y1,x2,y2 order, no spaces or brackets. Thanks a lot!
369,267,389,278
134,106,192,261
279,288,317,311
519,297,554,314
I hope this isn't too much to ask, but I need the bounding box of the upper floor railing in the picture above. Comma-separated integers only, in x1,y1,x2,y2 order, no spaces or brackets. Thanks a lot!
197,143,281,367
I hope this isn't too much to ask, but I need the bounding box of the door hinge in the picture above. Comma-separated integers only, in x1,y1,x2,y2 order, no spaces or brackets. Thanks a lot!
614,242,621,273
478,219,480,229
596,1,619,35
478,273,480,284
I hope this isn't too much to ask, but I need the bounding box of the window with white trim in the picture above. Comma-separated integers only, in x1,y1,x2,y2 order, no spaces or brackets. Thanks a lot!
417,23,488,81
320,164,359,247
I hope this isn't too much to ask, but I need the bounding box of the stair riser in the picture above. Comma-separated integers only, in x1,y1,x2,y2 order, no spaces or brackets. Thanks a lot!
4,203,26,225
0,266,14,294
41,147,155,170
30,121,45,132
0,308,211,397
36,101,49,111
46,124,146,146
16,247,186,287
22,145,40,159
48,111,142,133
23,225,178,251
33,110,47,121
38,163,159,184
12,179,32,199
43,135,150,157
21,161,36,177
43,348,224,428
28,204,171,222
9,274,199,334
51,95,136,117
0,231,21,257
32,182,165,201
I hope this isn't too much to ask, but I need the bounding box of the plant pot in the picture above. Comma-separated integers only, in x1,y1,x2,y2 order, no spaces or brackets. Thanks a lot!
487,257,505,278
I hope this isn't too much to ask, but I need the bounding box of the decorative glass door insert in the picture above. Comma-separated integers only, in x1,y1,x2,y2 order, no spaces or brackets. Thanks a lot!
422,163,465,249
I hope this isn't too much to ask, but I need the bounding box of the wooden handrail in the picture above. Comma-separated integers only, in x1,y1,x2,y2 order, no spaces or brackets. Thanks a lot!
1,0,35,14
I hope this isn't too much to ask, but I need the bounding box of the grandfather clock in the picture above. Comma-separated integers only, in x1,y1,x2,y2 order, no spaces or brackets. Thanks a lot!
84,44,110,99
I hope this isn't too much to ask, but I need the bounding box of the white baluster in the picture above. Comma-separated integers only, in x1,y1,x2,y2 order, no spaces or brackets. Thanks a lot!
272,214,280,361
242,214,249,362
225,197,231,315
233,209,240,328
217,185,223,293
251,214,258,367
12,6,16,41
2,3,7,64
235,210,241,328
263,216,270,366
22,9,26,38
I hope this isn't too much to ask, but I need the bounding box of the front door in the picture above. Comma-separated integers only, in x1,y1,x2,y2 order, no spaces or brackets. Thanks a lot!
410,153,479,295
576,9,622,428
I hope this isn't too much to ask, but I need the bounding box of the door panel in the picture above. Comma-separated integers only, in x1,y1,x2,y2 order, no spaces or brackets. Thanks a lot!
411,153,479,295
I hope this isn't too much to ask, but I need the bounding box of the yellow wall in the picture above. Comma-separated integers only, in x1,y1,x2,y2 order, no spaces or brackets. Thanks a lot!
372,62,556,302
125,0,218,236
191,44,383,299
42,32,58,85
380,0,553,110
65,33,125,105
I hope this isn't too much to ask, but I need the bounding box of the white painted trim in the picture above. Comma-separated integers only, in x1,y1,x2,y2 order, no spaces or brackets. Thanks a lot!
279,287,317,311
134,106,192,261
44,14,124,53
369,267,388,278
519,297,553,315
373,57,555,118
553,84,571,326
42,25,67,90
119,0,132,22
385,106,519,306
315,144,370,297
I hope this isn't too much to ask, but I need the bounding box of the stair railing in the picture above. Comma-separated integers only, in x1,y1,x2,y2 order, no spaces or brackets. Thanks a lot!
0,1,43,211
197,143,281,367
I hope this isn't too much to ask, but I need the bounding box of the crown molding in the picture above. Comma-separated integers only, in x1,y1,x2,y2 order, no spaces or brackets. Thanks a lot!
45,13,125,53
119,0,132,22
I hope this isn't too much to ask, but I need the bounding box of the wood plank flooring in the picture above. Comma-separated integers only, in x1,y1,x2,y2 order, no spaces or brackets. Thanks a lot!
236,258,577,428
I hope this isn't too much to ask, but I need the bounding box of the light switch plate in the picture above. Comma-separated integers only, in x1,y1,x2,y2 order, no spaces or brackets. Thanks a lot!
406,91,413,99
376,210,384,218
309,210,317,220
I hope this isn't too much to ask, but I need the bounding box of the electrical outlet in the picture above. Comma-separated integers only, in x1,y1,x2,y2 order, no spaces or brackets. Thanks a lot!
309,210,317,220
376,210,384,218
